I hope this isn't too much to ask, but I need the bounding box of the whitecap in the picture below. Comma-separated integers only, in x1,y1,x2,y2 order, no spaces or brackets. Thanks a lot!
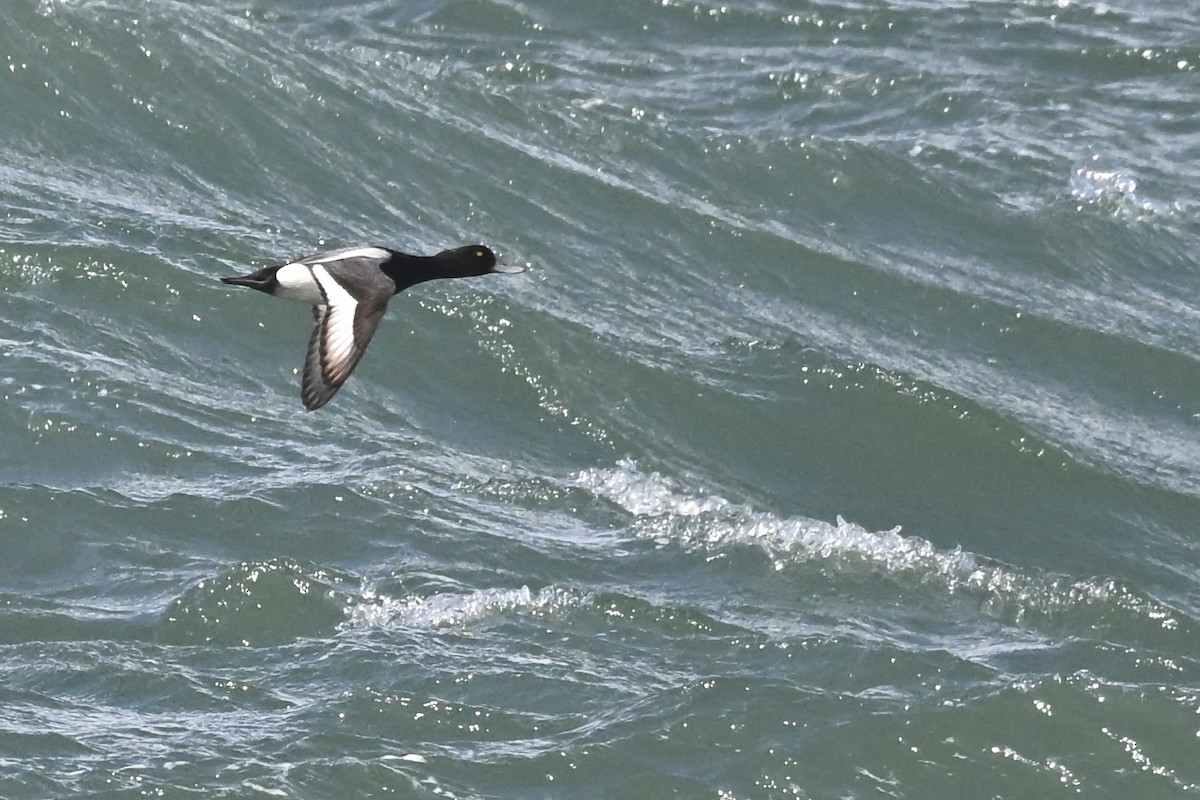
574,459,1184,632
1069,155,1167,215
342,584,582,631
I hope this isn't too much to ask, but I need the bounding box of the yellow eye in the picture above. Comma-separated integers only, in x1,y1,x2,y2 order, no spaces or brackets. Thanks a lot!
476,250,485,257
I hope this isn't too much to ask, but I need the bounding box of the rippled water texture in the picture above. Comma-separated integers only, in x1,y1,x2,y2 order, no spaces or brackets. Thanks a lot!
2,0,1199,797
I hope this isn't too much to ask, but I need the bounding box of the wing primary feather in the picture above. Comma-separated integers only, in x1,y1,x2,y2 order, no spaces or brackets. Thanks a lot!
301,305,337,410
297,265,390,410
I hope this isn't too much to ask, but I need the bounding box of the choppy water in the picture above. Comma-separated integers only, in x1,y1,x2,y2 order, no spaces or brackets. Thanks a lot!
3,0,1200,796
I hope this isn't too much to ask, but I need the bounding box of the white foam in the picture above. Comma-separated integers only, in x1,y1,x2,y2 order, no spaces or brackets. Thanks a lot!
576,459,956,571
1069,156,1166,215
574,459,1181,629
342,584,580,631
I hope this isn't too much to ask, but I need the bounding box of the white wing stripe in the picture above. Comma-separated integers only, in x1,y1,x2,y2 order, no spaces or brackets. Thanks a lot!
312,265,360,379
308,247,391,265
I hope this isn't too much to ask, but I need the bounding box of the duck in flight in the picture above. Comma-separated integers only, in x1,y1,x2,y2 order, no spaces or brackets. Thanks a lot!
221,244,522,411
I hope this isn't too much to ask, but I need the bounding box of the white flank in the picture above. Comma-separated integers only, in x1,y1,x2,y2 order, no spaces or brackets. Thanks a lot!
273,262,323,304
312,265,359,380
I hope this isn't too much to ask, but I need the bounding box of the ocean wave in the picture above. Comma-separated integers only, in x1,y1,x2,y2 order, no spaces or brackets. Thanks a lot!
158,558,356,645
575,459,1193,638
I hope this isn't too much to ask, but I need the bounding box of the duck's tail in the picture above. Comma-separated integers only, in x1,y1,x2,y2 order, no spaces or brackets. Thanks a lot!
220,266,279,293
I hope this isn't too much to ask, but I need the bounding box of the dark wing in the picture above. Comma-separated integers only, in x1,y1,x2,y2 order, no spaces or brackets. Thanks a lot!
300,264,390,411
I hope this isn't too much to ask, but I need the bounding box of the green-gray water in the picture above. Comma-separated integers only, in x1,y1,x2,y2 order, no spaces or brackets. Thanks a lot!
3,1,1199,797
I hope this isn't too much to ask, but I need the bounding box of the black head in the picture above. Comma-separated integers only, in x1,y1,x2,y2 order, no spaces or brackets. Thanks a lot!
434,244,500,278
390,244,521,292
